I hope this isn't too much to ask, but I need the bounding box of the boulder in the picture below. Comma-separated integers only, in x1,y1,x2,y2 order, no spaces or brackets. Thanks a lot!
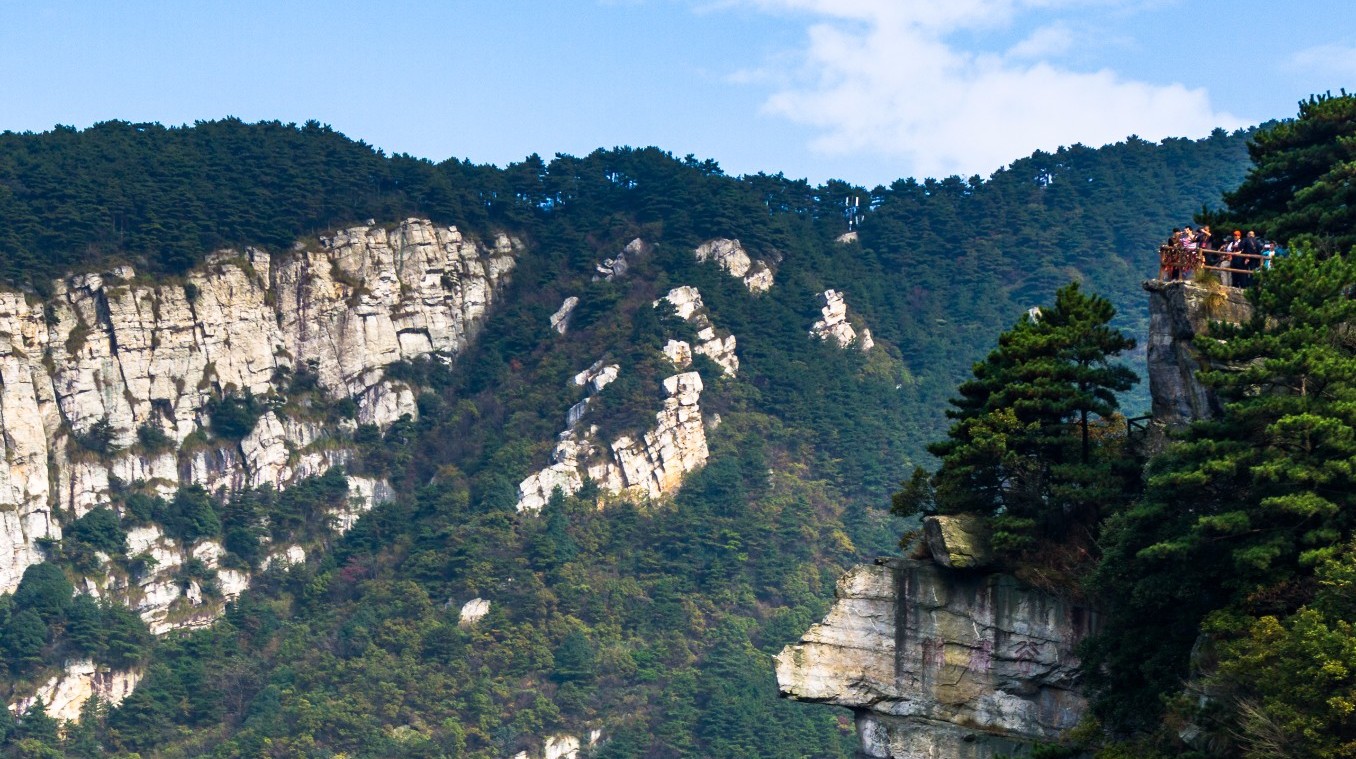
923,514,994,569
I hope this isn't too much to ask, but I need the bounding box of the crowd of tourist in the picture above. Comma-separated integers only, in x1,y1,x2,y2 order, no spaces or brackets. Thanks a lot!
1158,224,1278,285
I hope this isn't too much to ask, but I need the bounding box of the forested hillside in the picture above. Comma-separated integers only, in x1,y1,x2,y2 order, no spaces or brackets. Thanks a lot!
0,120,1253,757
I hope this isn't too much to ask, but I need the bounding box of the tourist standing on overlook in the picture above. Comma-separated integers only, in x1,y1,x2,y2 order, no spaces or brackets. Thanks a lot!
1238,230,1263,287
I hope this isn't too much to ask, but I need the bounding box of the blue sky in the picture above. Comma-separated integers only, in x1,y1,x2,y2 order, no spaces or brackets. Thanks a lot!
2,0,1352,186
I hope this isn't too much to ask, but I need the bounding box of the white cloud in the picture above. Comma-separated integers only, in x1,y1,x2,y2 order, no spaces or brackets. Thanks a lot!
1006,23,1074,59
1290,43,1356,78
728,0,1242,179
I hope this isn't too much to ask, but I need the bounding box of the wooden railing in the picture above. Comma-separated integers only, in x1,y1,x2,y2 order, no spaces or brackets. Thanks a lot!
1125,415,1152,438
1198,248,1271,275
1160,245,1274,279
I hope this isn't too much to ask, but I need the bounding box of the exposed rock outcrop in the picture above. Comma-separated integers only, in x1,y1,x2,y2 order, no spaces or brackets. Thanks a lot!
516,372,710,512
0,218,517,599
811,289,874,351
595,237,649,281
694,239,774,293
1144,279,1251,428
654,286,738,376
10,660,142,722
551,296,580,334
459,598,491,627
776,559,1096,759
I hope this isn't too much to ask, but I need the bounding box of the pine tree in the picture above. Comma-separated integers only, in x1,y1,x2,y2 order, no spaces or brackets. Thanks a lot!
1212,90,1356,253
1087,249,1356,729
896,282,1138,553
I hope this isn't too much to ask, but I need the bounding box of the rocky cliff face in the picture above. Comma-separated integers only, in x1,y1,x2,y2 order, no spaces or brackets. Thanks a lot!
0,218,516,596
1144,279,1251,428
2,219,518,719
776,559,1096,759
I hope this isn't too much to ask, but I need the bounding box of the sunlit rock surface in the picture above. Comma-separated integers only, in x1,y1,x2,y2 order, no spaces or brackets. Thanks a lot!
776,559,1097,759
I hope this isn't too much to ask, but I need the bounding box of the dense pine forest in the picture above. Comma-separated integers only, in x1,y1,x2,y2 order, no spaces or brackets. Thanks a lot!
0,116,1259,757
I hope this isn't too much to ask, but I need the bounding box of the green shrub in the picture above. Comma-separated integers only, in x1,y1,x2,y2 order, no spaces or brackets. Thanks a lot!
206,391,263,441
136,422,173,452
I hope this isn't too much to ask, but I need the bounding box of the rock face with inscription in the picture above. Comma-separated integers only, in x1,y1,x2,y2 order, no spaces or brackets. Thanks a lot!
775,558,1096,759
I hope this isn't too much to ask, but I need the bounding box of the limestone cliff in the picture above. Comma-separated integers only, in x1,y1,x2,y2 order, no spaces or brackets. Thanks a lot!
3,218,518,720
0,218,516,596
776,559,1096,759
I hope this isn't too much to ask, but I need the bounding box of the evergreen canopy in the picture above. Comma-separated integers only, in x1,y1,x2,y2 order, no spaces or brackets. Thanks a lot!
1087,250,1356,735
1212,90,1356,254
895,282,1138,553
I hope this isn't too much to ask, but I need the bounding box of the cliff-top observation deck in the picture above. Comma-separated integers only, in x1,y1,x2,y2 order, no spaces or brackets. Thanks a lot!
1158,244,1273,282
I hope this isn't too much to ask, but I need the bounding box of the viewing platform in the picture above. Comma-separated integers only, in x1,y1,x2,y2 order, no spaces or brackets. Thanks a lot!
1158,244,1272,281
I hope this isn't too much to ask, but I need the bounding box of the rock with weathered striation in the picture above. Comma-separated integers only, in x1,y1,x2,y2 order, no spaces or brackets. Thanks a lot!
923,514,994,569
810,289,873,351
694,239,775,293
1144,279,1251,428
10,660,142,722
0,218,518,599
776,558,1097,759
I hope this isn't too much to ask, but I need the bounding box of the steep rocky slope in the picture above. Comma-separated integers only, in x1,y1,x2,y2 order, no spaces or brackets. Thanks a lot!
1,219,517,593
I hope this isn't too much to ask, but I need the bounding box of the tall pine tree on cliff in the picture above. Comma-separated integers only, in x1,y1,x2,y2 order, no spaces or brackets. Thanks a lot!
1207,90,1356,254
1088,93,1356,751
894,282,1138,556
1087,249,1356,738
